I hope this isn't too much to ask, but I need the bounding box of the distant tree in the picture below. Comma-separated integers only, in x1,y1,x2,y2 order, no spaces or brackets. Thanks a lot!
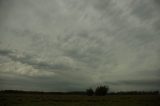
86,88,94,96
95,86,109,96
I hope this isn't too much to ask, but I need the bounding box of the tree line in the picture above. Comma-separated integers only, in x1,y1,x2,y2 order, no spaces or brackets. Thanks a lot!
86,86,109,96
0,85,159,96
86,85,159,96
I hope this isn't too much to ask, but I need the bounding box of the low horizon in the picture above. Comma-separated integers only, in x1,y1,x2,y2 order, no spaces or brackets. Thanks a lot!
1,89,160,93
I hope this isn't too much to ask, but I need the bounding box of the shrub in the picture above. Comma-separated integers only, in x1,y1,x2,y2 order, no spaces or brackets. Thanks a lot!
95,86,109,96
86,88,94,96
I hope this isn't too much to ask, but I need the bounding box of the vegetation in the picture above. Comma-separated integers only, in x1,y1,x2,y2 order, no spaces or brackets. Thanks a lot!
95,86,109,96
86,88,94,96
86,85,109,96
0,92,160,106
0,88,159,106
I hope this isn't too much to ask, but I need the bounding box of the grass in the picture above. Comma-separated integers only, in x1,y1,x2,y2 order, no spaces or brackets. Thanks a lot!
0,93,160,106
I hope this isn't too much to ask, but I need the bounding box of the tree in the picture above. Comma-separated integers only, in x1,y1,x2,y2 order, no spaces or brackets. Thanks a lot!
95,86,109,96
86,88,94,96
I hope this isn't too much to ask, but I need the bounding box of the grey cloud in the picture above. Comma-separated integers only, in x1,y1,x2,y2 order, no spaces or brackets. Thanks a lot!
106,80,160,86
0,78,86,92
0,49,72,71
120,80,160,87
0,0,160,91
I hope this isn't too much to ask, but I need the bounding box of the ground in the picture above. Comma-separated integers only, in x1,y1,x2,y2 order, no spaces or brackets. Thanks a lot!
0,93,160,106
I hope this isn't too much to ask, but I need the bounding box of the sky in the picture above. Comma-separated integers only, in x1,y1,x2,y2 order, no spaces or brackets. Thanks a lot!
0,0,160,92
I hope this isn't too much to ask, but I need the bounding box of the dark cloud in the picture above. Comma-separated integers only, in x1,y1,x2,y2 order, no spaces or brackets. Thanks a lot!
130,1,155,20
106,80,160,87
93,0,112,11
0,49,14,55
154,0,160,6
104,80,158,86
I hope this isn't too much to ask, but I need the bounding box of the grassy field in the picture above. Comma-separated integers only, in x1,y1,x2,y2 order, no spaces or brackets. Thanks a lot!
0,93,160,106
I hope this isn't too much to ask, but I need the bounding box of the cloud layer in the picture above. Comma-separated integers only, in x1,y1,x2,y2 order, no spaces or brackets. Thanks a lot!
0,0,160,91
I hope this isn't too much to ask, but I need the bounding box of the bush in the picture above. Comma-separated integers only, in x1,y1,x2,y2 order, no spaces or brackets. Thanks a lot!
86,88,94,96
95,86,109,96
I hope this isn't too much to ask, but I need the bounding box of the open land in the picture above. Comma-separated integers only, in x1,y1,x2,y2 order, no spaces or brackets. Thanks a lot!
0,93,160,106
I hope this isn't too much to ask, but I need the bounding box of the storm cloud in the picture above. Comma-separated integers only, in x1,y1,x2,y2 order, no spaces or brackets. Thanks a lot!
0,0,160,91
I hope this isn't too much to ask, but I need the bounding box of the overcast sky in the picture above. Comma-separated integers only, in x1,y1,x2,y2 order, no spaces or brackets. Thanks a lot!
0,0,160,92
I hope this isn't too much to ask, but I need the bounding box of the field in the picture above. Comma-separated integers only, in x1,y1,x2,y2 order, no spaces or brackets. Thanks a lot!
0,93,160,106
